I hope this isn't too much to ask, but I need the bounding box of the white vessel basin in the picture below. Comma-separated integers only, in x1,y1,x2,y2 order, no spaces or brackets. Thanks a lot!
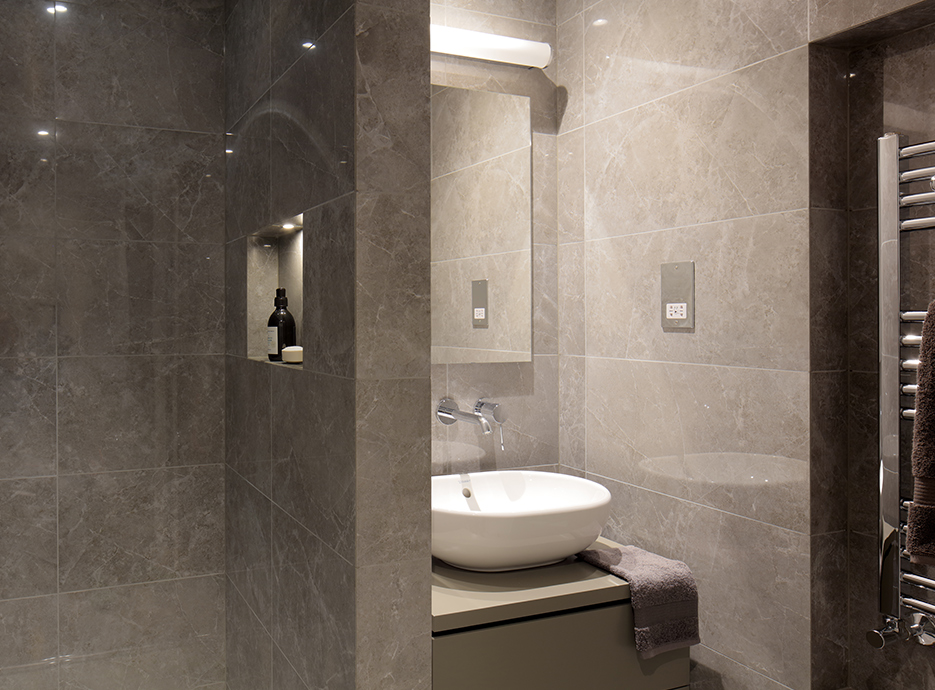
431,470,612,572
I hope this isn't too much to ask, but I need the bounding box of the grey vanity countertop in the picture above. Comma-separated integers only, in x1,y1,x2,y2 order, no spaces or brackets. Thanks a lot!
432,536,630,633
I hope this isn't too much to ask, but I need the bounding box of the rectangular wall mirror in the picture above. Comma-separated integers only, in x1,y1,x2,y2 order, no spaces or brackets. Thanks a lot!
431,85,533,364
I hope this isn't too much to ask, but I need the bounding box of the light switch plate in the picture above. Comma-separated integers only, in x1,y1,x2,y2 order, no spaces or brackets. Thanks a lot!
472,279,489,329
661,261,694,330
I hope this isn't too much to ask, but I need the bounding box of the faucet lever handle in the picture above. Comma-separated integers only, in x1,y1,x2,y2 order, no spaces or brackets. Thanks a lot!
475,399,507,425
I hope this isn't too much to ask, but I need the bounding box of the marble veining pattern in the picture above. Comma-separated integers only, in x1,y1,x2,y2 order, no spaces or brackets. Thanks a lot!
58,466,225,591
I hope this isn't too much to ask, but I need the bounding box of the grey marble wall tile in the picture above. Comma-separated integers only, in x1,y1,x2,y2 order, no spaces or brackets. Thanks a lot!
431,87,530,179
272,0,352,79
0,127,55,239
356,558,431,690
555,14,583,134
587,358,810,532
432,150,531,261
809,0,930,43
0,359,55,479
56,0,224,132
430,55,559,136
847,45,883,214
271,507,354,690
534,242,558,355
246,237,280,359
270,366,355,561
533,133,557,245
583,0,807,122
559,355,585,471
556,0,583,25
226,95,272,242
58,355,224,474
226,356,271,494
227,577,272,690
557,128,583,243
811,209,848,373
432,251,531,359
0,0,54,123
690,645,792,690
226,467,271,631
811,531,847,690
57,240,225,356
444,355,559,469
847,209,878,374
271,13,355,220
225,0,270,129
0,237,56,357
848,372,878,537
226,239,248,357
0,477,56,600
55,123,224,244
270,648,304,690
810,372,848,535
445,0,555,25
594,476,810,689
59,642,226,690
809,44,849,212
0,595,57,669
356,192,431,380
586,48,809,239
558,241,585,356
58,466,224,591
356,378,431,565
0,663,57,690
356,3,431,196
303,195,356,379
60,575,224,659
586,212,810,370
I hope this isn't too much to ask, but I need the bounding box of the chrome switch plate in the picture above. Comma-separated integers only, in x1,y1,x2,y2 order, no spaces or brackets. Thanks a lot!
472,279,489,329
661,261,694,330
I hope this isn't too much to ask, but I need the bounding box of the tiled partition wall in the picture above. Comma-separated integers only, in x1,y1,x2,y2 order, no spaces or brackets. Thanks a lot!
0,1,227,687
429,0,561,476
224,0,432,688
555,1,819,687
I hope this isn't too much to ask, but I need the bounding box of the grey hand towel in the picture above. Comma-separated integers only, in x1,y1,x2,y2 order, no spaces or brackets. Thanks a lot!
578,546,699,659
909,300,935,566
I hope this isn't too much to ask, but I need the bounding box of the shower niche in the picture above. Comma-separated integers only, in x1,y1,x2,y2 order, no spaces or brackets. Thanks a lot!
246,215,304,364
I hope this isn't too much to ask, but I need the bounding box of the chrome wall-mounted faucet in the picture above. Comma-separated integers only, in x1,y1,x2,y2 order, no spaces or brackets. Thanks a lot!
436,398,508,449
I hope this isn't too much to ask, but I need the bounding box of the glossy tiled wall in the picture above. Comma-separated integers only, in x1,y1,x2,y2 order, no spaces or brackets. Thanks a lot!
224,0,432,688
555,1,815,686
0,0,227,686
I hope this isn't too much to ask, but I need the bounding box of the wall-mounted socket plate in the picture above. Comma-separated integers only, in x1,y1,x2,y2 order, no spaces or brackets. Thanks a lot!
661,261,694,330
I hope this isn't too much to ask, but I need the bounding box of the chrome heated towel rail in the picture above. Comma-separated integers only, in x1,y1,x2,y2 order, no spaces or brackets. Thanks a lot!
871,132,935,647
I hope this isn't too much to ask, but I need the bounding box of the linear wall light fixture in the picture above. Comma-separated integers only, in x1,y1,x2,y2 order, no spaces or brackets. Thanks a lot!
430,25,552,69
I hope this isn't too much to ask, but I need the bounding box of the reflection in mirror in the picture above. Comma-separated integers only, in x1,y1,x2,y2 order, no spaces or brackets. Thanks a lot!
431,86,532,364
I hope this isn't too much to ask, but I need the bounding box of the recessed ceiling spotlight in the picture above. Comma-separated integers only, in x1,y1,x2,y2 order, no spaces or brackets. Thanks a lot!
302,42,316,50
592,18,608,26
37,130,50,136
282,223,295,230
47,4,67,13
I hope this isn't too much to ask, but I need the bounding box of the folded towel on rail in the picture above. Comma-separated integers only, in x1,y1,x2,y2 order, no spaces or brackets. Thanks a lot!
909,300,935,566
577,545,699,659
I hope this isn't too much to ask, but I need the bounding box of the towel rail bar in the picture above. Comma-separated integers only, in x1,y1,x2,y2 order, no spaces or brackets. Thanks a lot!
902,166,935,182
900,216,935,231
872,132,935,648
900,140,935,158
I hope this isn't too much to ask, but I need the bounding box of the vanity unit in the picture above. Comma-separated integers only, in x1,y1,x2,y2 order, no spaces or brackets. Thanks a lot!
432,539,690,690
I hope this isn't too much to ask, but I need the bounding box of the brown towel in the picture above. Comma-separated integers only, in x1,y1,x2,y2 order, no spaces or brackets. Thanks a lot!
909,300,935,566
578,546,699,659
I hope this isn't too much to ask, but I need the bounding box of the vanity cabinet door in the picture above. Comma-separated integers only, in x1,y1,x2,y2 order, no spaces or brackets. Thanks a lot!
432,602,689,690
